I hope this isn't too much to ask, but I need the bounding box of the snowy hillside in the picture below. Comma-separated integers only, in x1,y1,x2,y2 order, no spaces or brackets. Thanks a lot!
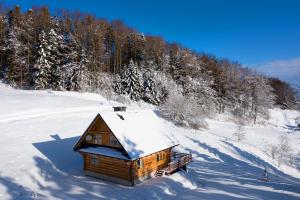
0,84,300,200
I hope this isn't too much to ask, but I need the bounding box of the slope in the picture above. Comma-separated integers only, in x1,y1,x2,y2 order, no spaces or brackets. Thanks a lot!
0,84,299,200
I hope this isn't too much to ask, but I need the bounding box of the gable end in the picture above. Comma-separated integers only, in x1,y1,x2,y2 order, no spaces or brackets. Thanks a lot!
73,114,131,159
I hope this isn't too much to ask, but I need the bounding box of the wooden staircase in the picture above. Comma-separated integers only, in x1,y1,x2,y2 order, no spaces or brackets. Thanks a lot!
155,170,164,177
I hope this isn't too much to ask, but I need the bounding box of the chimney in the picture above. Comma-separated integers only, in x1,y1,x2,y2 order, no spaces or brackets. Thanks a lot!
113,106,126,112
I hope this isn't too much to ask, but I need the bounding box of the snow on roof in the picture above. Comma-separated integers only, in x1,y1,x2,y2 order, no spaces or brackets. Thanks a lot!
79,146,130,160
99,109,176,160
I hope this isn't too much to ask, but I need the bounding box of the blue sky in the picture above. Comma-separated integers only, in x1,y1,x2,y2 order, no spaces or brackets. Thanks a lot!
5,0,300,83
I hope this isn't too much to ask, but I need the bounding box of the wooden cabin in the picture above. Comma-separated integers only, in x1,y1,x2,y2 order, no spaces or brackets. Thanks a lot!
73,107,192,186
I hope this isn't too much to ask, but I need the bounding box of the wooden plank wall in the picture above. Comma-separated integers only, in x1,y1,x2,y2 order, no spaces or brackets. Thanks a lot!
82,153,132,181
134,148,171,178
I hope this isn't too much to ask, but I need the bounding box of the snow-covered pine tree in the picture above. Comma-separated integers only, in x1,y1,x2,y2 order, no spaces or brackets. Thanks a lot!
3,26,29,88
142,69,167,105
114,59,143,101
48,28,64,90
33,30,52,89
113,74,123,94
59,32,82,90
71,49,90,91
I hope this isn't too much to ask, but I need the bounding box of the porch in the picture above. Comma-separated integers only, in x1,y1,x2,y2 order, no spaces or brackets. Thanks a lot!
155,151,192,176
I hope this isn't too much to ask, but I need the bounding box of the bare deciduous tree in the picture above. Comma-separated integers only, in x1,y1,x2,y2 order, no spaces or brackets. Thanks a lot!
269,135,295,167
233,117,246,142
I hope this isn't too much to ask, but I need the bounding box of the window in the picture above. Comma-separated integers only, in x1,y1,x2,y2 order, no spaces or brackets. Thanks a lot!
137,159,144,169
157,153,164,162
109,135,119,146
94,135,102,144
90,155,99,166
85,134,92,142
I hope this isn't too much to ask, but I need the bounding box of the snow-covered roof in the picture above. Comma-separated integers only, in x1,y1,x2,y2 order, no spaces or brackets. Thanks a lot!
75,109,176,160
79,146,130,160
99,110,176,160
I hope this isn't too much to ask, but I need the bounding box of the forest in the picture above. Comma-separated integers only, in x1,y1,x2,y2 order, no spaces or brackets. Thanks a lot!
0,5,298,128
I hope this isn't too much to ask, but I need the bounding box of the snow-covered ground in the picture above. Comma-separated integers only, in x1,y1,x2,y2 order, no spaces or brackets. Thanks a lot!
0,84,300,200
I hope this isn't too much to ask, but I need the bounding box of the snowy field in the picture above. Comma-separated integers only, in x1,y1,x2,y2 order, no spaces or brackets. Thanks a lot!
0,84,300,200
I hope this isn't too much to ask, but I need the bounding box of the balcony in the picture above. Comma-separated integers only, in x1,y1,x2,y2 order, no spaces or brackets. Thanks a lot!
156,151,192,176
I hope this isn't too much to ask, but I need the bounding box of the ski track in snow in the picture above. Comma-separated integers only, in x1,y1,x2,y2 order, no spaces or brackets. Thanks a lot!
0,85,300,200
0,106,98,124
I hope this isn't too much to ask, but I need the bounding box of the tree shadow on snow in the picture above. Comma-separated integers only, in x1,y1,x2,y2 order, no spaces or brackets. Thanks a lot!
185,136,300,199
25,133,300,199
0,176,46,200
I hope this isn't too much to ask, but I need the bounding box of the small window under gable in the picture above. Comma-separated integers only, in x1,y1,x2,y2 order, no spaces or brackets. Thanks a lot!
109,135,119,146
85,134,92,142
94,134,102,145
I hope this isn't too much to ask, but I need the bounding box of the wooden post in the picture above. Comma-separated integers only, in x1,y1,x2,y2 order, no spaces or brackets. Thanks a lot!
130,161,135,186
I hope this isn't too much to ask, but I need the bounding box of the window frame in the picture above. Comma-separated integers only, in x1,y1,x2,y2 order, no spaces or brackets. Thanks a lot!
90,155,99,166
157,153,164,162
109,135,119,146
93,134,102,145
137,159,144,169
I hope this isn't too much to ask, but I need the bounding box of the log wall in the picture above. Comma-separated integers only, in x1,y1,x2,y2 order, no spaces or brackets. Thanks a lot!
82,153,132,181
134,148,171,178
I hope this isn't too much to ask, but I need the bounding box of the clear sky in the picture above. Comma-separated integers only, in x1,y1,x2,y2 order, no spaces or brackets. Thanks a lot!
5,0,300,83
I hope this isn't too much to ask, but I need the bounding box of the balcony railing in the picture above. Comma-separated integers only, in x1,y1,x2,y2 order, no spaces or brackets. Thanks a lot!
165,152,192,174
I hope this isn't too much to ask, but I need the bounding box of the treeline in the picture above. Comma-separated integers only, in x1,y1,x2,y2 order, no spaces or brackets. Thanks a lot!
0,5,298,127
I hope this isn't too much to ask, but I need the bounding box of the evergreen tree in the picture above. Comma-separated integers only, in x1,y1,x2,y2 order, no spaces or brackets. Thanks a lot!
33,30,52,89
48,28,63,90
143,70,167,105
3,26,30,88
114,59,143,101
60,33,80,90
67,49,90,91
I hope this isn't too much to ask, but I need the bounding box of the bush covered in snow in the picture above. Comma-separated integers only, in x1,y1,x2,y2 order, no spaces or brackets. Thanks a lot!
159,78,208,129
269,135,295,167
161,92,208,129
